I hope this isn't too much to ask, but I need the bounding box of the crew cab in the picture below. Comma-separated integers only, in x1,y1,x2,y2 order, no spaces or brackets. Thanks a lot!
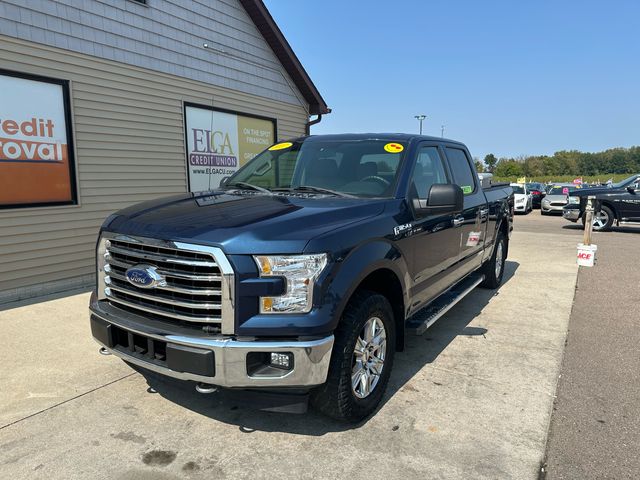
90,134,513,422
563,174,640,231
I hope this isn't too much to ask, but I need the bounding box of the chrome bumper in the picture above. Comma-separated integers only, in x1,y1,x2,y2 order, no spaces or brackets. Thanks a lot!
562,209,580,221
90,302,333,388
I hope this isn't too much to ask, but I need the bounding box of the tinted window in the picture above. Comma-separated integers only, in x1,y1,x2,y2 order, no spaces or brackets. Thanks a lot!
445,147,476,195
411,146,448,198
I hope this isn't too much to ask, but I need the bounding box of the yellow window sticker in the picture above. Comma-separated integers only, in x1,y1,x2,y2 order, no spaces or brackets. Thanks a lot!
268,142,293,151
383,142,404,153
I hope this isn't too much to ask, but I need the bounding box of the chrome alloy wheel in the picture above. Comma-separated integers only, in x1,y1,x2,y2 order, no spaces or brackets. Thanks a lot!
592,210,609,230
495,240,504,279
351,316,387,399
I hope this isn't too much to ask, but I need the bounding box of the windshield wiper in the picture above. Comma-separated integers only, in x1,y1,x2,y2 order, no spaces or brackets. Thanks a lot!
225,181,272,194
281,185,354,198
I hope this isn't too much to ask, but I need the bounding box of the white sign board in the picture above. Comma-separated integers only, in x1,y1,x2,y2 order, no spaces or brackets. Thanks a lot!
184,105,275,192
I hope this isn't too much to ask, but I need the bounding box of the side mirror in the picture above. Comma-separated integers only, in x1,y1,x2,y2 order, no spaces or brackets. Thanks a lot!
413,183,464,217
627,186,636,194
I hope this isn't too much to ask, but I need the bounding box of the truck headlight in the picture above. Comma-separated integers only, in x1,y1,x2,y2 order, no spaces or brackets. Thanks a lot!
254,254,327,313
568,196,580,204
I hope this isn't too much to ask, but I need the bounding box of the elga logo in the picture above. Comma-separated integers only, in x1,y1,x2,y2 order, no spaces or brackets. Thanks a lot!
125,265,167,289
190,128,237,167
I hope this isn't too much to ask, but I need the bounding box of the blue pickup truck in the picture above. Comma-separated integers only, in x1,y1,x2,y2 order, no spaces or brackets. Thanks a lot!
90,133,513,421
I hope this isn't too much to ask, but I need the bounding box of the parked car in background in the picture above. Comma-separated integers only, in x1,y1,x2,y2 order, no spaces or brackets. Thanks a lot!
526,182,546,208
541,184,578,215
563,174,640,231
510,183,533,214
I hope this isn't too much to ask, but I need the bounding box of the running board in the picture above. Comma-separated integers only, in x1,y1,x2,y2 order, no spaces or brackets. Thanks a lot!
406,273,485,335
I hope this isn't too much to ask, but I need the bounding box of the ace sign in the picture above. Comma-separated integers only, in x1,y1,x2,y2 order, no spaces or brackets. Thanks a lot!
184,104,276,192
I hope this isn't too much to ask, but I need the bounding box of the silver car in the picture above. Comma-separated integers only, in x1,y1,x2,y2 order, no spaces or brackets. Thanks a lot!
541,184,579,214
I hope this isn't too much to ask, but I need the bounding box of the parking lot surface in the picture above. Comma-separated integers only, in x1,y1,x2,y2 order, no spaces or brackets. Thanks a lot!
544,220,640,479
1,213,581,479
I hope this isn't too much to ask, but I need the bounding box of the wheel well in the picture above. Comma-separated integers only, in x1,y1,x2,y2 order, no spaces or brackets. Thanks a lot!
600,202,617,219
354,268,405,352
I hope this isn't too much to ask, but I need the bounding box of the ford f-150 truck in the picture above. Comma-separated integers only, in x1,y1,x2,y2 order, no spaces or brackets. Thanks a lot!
90,134,513,422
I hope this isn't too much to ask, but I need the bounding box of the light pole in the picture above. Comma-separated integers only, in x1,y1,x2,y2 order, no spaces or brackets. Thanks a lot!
414,115,426,135
441,125,445,138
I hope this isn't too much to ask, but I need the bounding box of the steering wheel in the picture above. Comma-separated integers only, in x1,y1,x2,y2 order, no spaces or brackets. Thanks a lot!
361,175,391,187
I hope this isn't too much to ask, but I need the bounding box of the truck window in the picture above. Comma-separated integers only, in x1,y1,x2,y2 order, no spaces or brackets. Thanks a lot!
411,146,448,198
445,147,476,195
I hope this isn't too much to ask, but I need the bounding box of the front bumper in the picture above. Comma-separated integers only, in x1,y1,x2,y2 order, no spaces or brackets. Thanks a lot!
562,208,581,221
514,203,527,212
541,203,566,213
90,300,333,388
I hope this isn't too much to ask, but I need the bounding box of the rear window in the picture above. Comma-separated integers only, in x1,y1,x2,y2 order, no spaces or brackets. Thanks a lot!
445,147,476,194
550,186,576,194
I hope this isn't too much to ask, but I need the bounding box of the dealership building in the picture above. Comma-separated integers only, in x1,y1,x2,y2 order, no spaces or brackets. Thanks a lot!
0,0,329,304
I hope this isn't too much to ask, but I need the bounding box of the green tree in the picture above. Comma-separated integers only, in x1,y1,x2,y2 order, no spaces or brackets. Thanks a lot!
494,159,523,178
483,153,498,173
474,159,485,173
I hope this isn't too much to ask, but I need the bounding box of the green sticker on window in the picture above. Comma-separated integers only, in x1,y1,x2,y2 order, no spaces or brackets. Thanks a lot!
461,185,473,194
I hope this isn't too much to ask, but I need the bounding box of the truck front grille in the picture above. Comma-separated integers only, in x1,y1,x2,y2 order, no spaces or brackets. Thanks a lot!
99,235,234,334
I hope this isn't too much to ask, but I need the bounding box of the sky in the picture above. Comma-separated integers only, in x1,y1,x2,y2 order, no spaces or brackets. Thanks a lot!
264,0,640,160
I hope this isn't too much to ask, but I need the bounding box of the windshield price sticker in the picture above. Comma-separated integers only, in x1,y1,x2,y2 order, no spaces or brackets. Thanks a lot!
383,142,404,153
268,142,293,151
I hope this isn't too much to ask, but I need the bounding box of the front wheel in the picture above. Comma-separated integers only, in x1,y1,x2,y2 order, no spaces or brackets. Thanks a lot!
480,232,507,289
311,290,395,422
584,205,614,231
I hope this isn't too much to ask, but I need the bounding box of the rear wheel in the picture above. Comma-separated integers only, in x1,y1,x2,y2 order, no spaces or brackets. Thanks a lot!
311,290,395,422
480,232,507,289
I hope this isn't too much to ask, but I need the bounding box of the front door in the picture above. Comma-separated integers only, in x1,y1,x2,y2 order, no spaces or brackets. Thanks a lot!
406,144,462,313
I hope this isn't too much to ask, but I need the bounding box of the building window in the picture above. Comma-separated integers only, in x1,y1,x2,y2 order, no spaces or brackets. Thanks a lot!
183,103,277,192
0,70,78,209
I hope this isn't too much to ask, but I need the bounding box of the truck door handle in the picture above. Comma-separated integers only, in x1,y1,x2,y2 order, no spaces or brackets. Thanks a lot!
453,216,464,227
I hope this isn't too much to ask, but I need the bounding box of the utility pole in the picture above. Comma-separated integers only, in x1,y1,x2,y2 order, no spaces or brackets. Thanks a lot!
441,125,445,138
414,115,426,135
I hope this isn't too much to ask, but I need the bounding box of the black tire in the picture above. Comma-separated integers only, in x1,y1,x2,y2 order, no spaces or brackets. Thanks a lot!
583,205,614,232
540,209,548,216
310,290,396,422
480,232,507,289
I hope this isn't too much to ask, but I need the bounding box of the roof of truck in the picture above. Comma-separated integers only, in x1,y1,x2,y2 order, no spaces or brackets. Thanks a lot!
288,133,467,146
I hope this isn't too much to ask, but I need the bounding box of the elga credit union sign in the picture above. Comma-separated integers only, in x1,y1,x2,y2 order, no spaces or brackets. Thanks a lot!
185,104,275,192
0,71,76,208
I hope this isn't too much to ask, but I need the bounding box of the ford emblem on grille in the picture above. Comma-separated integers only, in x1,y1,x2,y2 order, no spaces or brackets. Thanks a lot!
125,265,167,289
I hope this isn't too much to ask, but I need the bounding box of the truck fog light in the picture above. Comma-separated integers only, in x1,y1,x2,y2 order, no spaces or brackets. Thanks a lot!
270,352,293,370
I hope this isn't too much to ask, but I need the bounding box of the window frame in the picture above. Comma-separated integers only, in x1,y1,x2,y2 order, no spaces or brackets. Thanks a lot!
0,68,78,210
443,145,478,196
407,142,452,202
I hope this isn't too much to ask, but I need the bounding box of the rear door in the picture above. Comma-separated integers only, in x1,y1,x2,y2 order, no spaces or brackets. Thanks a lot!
406,143,463,310
443,146,488,278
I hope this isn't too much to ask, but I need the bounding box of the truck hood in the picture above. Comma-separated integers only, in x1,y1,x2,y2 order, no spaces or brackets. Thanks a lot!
105,191,387,254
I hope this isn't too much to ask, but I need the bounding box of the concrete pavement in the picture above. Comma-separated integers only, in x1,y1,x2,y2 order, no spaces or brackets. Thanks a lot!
0,214,581,479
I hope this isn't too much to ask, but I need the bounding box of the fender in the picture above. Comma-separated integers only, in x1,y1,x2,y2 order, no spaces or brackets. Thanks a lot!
318,239,411,333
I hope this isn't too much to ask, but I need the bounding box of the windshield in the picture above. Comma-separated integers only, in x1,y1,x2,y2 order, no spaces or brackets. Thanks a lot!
611,174,638,189
549,186,576,195
225,139,406,197
511,185,525,194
